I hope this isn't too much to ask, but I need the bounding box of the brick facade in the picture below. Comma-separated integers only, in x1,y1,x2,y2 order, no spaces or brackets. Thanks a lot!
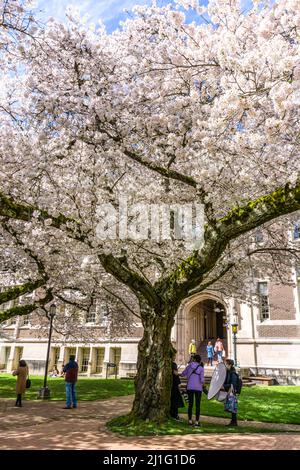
269,283,296,320
257,325,300,337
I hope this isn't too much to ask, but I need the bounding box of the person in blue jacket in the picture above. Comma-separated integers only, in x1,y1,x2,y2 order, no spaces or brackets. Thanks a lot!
206,341,214,366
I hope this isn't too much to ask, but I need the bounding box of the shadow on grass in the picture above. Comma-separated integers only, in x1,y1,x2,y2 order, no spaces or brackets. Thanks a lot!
107,414,298,437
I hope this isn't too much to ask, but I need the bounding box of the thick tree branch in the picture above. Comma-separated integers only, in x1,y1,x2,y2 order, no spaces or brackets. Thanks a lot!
0,279,46,305
123,148,201,193
83,123,204,196
98,253,160,309
0,220,49,306
0,289,53,323
1,219,49,278
157,181,300,301
0,190,86,242
188,262,236,296
101,284,141,320
0,189,159,309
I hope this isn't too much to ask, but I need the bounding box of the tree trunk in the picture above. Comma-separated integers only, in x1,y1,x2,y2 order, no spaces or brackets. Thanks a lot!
130,299,177,423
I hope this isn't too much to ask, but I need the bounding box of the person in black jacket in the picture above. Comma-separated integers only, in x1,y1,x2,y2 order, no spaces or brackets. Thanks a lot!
223,359,238,426
170,355,184,420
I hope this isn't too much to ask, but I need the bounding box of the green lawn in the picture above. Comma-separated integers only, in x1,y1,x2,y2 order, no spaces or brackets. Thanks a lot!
0,374,134,401
1,373,300,426
187,386,300,425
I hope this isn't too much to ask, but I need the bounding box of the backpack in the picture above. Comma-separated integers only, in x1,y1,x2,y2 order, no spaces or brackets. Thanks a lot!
235,372,243,395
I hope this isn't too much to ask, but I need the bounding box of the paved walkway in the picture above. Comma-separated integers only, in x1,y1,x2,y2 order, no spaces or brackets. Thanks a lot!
0,396,300,450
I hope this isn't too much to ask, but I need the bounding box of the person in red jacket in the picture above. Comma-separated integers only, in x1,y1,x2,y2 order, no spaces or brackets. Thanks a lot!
63,355,78,409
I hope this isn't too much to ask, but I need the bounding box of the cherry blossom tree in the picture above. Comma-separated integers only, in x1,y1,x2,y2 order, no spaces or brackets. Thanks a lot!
1,0,300,422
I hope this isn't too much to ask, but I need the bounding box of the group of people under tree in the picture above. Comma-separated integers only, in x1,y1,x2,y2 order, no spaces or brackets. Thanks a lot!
171,349,239,427
12,356,79,409
13,348,238,426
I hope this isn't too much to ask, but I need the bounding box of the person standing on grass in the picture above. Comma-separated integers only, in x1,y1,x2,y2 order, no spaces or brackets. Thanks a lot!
12,359,29,407
63,355,78,409
170,354,184,420
206,341,214,366
181,354,205,427
223,359,239,427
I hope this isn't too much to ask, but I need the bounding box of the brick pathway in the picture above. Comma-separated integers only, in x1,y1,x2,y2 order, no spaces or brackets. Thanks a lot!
0,396,299,450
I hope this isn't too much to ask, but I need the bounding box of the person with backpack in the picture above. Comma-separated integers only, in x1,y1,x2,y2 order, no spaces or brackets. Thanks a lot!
222,359,242,427
181,354,204,427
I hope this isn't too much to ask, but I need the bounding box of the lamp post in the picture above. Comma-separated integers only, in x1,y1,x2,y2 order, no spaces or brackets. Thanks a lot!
231,313,238,367
38,303,56,399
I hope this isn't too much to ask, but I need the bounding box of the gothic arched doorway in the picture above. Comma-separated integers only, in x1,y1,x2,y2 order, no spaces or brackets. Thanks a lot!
175,292,229,365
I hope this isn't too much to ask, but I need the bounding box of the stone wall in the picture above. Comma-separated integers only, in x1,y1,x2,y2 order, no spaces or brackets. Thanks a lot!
250,367,300,385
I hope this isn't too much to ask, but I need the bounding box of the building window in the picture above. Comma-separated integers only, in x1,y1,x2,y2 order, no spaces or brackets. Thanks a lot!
52,347,60,367
255,229,264,243
257,282,270,320
86,308,96,323
293,223,300,240
95,348,105,374
109,347,121,373
65,348,76,363
80,348,90,373
98,302,110,325
23,316,30,326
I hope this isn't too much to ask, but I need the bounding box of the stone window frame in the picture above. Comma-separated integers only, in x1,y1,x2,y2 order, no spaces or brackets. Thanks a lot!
85,308,96,324
254,228,264,243
21,315,30,327
257,281,270,321
80,348,90,373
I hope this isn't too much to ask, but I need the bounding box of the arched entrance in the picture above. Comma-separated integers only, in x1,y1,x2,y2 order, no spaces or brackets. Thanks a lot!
175,291,229,365
188,299,226,342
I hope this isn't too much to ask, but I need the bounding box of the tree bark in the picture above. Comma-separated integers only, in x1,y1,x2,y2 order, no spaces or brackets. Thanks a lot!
129,298,177,422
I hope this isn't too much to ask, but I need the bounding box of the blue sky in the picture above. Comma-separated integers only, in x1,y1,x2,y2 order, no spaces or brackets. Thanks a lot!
34,0,217,33
35,0,164,32
34,0,255,33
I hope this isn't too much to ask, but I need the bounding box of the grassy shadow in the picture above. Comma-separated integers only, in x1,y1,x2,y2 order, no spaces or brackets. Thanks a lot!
107,414,297,436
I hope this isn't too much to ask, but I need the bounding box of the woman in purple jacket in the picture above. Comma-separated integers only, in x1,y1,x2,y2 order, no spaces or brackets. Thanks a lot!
181,355,205,427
